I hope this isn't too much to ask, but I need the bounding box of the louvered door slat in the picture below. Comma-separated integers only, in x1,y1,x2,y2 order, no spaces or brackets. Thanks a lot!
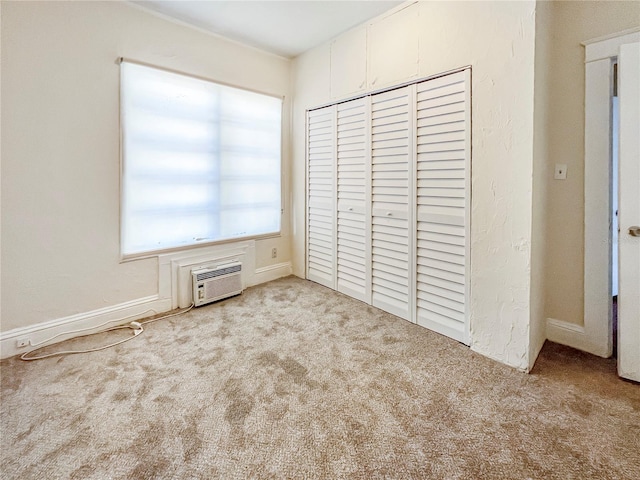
338,230,365,245
417,141,465,154
416,111,465,129
308,259,332,276
373,275,409,295
417,282,465,306
337,257,367,275
307,105,336,288
336,97,369,302
418,264,464,285
416,102,465,119
371,256,407,278
417,130,465,144
416,91,465,110
339,244,366,260
338,175,365,184
418,178,465,189
416,81,465,101
417,238,464,256
338,123,366,134
338,218,364,231
417,272,465,295
415,70,469,344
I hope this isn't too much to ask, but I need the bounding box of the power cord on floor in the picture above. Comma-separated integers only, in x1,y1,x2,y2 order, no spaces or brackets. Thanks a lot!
26,308,159,349
20,304,194,361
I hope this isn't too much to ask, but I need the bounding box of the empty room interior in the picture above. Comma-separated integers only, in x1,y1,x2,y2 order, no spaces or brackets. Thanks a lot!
1,0,639,478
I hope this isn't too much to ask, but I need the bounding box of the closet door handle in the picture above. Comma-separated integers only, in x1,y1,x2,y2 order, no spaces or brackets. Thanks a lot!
348,207,353,211
629,226,640,237
386,212,392,217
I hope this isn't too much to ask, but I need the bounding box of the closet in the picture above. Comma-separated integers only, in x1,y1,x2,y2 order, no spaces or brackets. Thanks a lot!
306,69,470,345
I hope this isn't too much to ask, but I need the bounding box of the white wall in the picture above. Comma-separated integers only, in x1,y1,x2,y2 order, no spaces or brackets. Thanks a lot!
0,1,291,337
292,1,538,371
530,0,552,369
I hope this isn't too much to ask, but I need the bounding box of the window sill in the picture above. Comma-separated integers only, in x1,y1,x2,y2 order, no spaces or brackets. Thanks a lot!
119,231,282,263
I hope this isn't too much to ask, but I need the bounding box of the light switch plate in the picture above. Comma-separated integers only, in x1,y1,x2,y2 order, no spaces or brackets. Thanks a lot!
554,164,567,180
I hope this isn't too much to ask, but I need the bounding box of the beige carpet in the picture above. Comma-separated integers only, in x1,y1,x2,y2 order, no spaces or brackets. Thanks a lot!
1,276,639,479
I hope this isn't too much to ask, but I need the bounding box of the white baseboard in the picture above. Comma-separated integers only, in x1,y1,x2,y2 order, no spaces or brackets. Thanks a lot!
0,295,171,360
0,261,292,360
546,317,609,357
249,262,292,287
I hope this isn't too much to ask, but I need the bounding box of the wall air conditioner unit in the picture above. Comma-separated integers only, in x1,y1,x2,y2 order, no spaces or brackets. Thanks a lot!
192,262,243,307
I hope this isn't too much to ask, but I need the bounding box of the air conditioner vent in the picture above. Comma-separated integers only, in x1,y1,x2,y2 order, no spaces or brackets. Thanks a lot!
192,262,243,307
195,264,241,282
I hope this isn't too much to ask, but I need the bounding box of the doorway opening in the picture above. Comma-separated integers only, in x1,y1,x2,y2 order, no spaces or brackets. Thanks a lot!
581,28,639,367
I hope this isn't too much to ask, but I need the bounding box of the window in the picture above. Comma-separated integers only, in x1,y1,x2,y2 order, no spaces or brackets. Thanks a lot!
120,61,282,257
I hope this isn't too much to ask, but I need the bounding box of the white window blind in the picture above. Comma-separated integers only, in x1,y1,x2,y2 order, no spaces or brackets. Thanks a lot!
120,61,282,256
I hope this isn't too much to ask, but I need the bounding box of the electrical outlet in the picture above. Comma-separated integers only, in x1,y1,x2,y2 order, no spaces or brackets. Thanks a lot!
16,338,30,348
271,248,277,259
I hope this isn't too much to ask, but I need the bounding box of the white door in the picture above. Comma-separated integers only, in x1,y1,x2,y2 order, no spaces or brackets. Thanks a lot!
415,70,471,345
336,98,371,302
307,106,336,289
370,86,413,320
617,42,640,382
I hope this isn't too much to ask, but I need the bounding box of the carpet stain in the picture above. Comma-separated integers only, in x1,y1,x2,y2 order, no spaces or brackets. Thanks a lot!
106,357,120,368
135,381,152,400
41,435,86,465
194,349,224,368
279,357,309,383
0,370,22,392
130,457,171,479
14,424,36,443
222,378,255,442
345,417,368,446
213,325,230,340
257,352,320,390
129,423,170,478
53,367,82,382
272,293,285,302
569,398,594,416
112,390,130,402
180,411,203,462
382,335,400,345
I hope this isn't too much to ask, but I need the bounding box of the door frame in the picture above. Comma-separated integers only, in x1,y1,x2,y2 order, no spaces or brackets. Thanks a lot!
575,28,639,357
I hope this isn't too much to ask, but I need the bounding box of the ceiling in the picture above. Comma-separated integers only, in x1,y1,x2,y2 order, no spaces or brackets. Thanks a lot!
131,1,403,58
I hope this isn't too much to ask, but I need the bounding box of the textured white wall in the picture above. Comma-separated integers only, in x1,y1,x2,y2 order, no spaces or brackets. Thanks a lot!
292,1,537,370
0,1,291,332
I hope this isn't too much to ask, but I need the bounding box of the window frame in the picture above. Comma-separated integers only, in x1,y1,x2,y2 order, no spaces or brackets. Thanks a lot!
118,58,285,261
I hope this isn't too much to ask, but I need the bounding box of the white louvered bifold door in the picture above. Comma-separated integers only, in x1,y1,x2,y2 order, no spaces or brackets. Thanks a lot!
307,106,336,289
370,86,413,320
415,70,470,345
336,98,371,302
